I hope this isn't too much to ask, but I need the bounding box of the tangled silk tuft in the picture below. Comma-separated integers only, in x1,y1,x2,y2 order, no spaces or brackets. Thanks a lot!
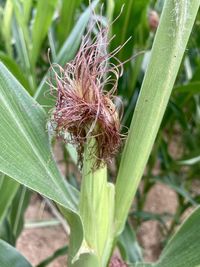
49,16,125,168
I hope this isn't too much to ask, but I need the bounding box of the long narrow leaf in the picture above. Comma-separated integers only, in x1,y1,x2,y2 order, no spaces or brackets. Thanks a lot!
9,186,30,239
0,51,30,92
114,0,200,235
21,0,32,23
118,221,142,264
57,0,82,47
2,0,13,56
177,155,200,165
31,0,58,66
0,174,19,224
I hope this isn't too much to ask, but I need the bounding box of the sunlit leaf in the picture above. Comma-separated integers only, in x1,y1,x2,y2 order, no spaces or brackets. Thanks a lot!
114,0,200,235
0,62,84,266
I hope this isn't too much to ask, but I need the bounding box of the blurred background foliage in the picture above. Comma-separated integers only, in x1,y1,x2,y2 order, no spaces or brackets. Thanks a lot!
0,0,199,265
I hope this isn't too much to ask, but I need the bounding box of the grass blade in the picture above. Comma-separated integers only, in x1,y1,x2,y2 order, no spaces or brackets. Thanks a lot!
0,174,19,224
0,51,30,92
21,0,32,23
31,0,58,66
118,221,142,264
2,0,13,57
56,0,82,47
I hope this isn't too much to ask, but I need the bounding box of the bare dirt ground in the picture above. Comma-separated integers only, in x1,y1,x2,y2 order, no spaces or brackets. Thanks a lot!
16,194,67,266
137,183,178,261
16,183,178,267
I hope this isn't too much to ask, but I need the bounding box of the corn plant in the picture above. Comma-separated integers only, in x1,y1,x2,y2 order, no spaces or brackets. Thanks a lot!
0,0,200,267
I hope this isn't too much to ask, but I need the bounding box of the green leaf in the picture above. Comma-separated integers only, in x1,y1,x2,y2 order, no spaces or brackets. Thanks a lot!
0,239,32,267
1,0,13,56
9,187,31,239
111,0,149,98
31,0,58,66
114,0,200,236
12,18,30,73
0,62,84,266
118,221,142,264
66,139,78,164
0,218,15,245
48,28,57,62
112,0,149,60
12,15,35,92
57,0,82,47
192,66,200,82
155,206,200,267
0,62,78,211
106,0,115,22
174,82,200,95
21,0,32,23
0,174,19,224
12,0,31,48
0,51,30,92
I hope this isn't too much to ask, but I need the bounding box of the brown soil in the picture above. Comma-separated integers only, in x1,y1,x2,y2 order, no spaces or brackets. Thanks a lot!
137,183,178,261
109,255,128,267
17,195,67,266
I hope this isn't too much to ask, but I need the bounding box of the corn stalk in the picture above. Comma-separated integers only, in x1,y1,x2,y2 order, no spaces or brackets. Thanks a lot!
114,0,200,236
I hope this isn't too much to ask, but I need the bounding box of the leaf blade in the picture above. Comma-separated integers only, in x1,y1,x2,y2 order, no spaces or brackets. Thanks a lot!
155,206,200,267
0,62,78,211
0,239,32,267
31,0,58,66
0,174,19,224
114,0,200,235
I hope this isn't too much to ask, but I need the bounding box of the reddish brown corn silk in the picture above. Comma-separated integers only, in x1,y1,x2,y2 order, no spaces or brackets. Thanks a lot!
50,19,123,167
